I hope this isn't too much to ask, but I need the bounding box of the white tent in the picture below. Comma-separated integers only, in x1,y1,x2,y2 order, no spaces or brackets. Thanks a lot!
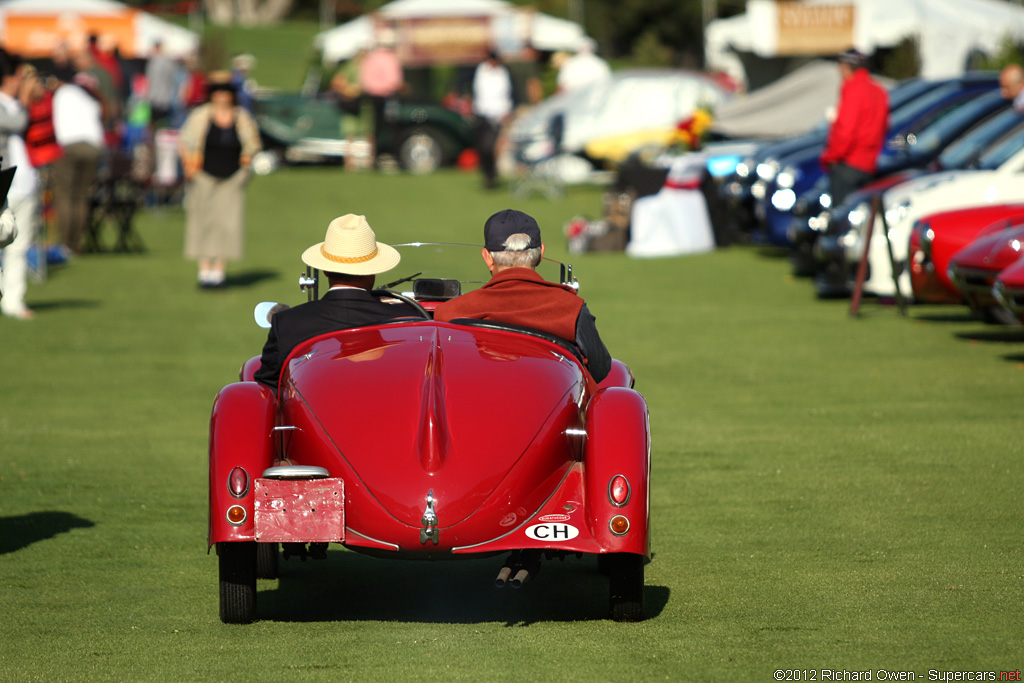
314,0,586,64
707,0,1024,88
0,0,199,59
711,60,840,139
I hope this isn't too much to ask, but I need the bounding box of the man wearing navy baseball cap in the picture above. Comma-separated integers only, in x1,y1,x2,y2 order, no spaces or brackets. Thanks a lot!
434,208,611,382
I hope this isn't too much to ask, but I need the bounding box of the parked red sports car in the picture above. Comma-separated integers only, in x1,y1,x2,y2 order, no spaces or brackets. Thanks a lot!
948,221,1024,323
208,245,651,624
909,204,1024,303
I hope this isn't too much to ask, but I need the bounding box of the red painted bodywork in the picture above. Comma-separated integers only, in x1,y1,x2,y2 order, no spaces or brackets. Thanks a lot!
209,320,650,559
909,204,1024,303
948,224,1024,311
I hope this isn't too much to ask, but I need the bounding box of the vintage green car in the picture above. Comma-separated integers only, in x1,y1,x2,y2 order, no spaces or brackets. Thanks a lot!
253,92,476,174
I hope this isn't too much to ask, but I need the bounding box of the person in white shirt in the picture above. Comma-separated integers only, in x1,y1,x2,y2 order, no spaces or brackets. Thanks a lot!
472,50,515,189
556,38,611,95
52,72,105,254
0,50,38,320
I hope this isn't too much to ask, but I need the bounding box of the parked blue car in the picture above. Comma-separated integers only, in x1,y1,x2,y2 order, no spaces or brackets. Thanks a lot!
754,73,1000,246
788,92,1023,275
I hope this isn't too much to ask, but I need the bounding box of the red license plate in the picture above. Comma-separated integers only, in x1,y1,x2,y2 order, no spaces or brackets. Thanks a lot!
253,478,345,543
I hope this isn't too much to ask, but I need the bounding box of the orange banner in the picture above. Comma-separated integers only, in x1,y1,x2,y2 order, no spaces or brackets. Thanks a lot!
2,11,138,58
776,1,855,56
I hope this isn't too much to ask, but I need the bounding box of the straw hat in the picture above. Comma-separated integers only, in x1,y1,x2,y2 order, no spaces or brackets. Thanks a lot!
301,214,401,275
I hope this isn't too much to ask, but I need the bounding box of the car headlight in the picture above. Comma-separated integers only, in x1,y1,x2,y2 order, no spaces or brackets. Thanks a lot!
735,161,751,178
847,201,871,230
776,167,798,189
885,200,910,227
751,181,767,200
819,192,832,210
809,211,831,232
772,188,797,211
756,159,779,182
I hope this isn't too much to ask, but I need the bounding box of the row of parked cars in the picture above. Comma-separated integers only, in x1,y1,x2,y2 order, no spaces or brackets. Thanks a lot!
703,70,1024,325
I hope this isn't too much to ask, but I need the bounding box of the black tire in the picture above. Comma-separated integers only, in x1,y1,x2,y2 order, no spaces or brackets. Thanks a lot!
791,242,817,278
256,542,279,580
398,128,444,174
218,541,257,624
607,553,645,622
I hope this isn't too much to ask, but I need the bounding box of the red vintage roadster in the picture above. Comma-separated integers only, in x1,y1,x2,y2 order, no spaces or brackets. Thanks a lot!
208,244,651,623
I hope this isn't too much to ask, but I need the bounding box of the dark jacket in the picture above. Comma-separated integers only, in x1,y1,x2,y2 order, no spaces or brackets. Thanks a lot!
254,288,420,393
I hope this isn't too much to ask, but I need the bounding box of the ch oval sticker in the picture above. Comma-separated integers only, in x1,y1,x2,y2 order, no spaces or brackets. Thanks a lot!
525,523,579,541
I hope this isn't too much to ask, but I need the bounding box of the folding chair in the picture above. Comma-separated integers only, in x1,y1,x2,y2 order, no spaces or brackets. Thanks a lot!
511,113,565,200
84,150,147,253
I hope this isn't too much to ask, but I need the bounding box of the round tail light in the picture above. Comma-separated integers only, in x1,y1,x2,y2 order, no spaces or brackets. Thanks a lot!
226,505,247,526
609,515,630,536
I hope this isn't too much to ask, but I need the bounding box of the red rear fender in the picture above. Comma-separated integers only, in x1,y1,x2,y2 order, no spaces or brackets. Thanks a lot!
583,387,651,557
239,355,261,382
598,359,634,389
208,382,278,546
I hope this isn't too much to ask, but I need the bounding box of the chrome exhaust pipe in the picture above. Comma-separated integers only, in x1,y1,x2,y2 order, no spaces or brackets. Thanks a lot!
494,550,541,588
495,566,512,587
510,568,530,588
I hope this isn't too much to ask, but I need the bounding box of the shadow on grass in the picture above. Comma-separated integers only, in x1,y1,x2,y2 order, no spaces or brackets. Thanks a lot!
954,329,1024,343
0,511,96,555
912,311,976,323
27,299,102,313
256,550,668,625
224,269,280,288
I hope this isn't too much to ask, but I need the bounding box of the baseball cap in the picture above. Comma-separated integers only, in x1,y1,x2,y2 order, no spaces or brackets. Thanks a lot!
837,48,866,67
484,209,542,252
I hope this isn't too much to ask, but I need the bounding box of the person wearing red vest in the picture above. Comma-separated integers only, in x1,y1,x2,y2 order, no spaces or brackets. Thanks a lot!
819,49,889,205
24,72,62,169
434,209,611,382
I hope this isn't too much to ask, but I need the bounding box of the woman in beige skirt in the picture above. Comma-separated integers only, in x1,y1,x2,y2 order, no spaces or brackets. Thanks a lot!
179,71,261,288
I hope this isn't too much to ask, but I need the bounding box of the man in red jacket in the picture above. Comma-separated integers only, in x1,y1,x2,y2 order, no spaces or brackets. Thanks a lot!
819,49,889,205
433,209,611,382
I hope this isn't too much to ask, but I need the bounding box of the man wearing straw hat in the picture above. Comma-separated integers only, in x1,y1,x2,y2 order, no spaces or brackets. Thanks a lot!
254,214,423,393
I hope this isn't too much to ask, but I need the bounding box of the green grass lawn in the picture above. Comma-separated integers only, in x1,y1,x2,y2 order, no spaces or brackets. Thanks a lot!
1,167,1022,681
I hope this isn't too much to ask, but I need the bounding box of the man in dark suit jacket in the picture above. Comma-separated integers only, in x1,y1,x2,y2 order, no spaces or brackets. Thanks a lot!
254,214,422,393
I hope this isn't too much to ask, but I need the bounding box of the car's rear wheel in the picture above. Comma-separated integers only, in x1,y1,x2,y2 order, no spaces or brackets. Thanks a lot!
256,542,279,580
399,128,444,174
218,541,257,624
607,553,645,622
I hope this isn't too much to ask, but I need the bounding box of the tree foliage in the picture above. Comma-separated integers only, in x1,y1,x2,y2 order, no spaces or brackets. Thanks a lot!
588,0,705,66
972,35,1024,71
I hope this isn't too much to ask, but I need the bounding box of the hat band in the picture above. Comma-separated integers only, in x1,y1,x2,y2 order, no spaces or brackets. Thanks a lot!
320,244,379,264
